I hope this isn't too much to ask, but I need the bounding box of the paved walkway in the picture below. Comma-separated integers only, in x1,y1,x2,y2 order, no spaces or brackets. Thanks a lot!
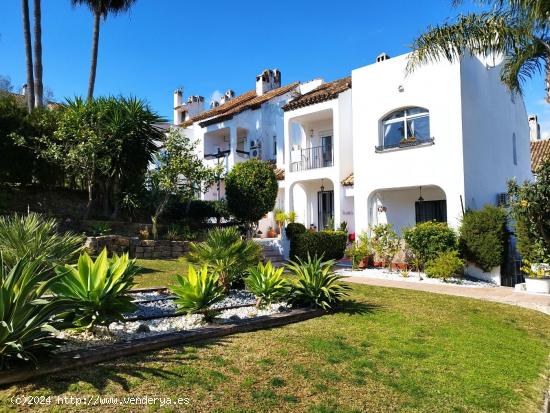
344,276,550,315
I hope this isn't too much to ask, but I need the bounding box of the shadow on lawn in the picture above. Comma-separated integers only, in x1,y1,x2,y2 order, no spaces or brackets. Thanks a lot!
337,300,381,316
19,338,232,393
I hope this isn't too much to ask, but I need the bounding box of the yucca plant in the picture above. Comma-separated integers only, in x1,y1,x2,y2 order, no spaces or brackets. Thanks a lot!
0,213,83,274
286,255,350,310
170,265,226,320
0,258,69,369
51,249,138,331
245,261,290,308
188,227,261,291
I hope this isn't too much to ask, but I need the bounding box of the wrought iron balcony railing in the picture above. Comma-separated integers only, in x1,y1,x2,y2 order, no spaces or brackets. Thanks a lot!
290,145,334,172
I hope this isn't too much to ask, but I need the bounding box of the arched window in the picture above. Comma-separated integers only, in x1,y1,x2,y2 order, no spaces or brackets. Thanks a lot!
381,107,430,148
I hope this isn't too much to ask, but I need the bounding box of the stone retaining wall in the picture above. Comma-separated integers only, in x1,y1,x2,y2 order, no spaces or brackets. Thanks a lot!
84,235,189,259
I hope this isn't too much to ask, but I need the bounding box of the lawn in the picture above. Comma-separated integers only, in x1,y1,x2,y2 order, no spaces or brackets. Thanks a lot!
133,258,189,289
1,279,549,412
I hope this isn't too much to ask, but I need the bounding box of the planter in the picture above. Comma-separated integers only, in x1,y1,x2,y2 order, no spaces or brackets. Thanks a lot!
358,258,369,269
525,277,550,294
465,263,501,285
266,230,277,238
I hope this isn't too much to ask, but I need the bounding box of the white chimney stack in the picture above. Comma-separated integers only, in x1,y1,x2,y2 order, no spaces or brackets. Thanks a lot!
256,69,281,96
173,89,183,125
529,114,541,141
376,53,390,63
186,95,205,119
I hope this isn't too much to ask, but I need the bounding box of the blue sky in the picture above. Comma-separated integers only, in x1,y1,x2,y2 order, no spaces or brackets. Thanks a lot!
0,0,548,136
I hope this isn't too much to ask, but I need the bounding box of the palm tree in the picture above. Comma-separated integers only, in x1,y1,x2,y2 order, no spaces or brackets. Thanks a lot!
21,0,34,112
71,0,137,101
33,0,43,107
408,1,550,103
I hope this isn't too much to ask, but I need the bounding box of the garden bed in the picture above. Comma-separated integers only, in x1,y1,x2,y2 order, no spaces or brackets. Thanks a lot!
338,267,498,287
0,297,324,386
54,289,291,352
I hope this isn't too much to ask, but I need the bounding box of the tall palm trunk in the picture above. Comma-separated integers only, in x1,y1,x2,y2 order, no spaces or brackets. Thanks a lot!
21,0,34,112
87,10,101,101
32,0,43,108
546,57,550,104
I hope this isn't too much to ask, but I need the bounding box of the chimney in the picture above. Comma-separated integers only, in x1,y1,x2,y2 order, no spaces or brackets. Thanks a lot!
21,83,27,96
220,89,235,105
529,114,541,141
376,53,390,63
210,100,220,109
173,88,183,125
256,69,281,96
186,95,205,119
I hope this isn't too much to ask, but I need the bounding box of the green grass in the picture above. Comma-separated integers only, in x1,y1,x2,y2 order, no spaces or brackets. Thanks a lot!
133,257,188,289
1,280,549,412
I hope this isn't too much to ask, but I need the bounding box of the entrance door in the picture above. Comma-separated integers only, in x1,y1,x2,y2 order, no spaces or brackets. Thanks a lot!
317,190,334,230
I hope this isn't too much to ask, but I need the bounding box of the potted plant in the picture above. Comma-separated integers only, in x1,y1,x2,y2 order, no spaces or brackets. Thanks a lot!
266,226,277,238
522,262,550,294
399,136,417,147
274,209,287,238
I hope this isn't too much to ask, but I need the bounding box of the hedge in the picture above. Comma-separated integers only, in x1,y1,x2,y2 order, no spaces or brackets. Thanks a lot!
290,230,347,261
285,223,306,241
403,221,457,266
459,205,508,272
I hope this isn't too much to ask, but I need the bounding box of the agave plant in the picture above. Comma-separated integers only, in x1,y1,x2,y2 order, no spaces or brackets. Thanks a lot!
286,255,350,310
51,249,138,331
0,258,68,369
0,213,83,274
188,227,261,290
245,261,290,308
170,265,226,319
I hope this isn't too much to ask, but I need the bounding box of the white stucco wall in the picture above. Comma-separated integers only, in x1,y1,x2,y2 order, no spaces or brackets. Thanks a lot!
459,55,532,210
351,54,466,233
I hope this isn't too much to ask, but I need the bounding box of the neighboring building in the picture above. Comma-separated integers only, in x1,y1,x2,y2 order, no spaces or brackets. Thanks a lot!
529,114,541,141
175,52,533,238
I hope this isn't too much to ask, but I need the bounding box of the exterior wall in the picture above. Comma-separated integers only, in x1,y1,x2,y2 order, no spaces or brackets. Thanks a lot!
459,55,532,210
283,92,353,230
352,54,466,233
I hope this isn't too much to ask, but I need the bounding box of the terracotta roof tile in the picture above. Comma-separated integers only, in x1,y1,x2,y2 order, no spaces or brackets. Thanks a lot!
283,77,352,111
531,140,550,172
181,83,299,128
341,173,354,186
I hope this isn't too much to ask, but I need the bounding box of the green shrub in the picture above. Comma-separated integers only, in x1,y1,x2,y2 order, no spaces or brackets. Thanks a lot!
291,230,347,261
225,160,278,235
171,265,225,320
459,205,508,272
0,213,83,274
245,261,290,308
403,221,457,267
52,249,138,330
508,161,550,262
0,258,68,369
188,227,261,290
285,223,306,240
88,222,112,236
424,251,464,280
371,224,400,270
286,255,350,309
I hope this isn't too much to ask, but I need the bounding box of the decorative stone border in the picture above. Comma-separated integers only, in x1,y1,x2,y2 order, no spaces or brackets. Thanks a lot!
84,236,189,259
0,307,324,386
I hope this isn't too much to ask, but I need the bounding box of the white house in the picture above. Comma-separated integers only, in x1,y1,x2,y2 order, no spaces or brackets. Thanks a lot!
174,52,532,238
174,70,321,233
283,52,531,236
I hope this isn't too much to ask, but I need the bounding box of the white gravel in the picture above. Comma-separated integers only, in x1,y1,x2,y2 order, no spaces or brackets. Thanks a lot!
338,267,498,288
55,292,289,353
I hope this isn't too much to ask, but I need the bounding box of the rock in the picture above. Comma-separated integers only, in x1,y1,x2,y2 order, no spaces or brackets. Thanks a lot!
135,324,150,333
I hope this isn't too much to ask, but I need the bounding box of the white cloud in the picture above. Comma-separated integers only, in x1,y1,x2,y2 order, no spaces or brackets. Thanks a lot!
208,90,223,104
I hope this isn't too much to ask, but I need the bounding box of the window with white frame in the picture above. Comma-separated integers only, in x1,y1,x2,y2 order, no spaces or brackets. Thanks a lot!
381,107,430,147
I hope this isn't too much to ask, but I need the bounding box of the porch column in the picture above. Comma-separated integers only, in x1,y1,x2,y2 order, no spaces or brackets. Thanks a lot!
284,182,293,214
333,181,342,230
227,127,237,169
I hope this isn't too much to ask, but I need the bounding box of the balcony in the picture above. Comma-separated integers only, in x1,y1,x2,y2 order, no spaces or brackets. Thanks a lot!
290,145,334,172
